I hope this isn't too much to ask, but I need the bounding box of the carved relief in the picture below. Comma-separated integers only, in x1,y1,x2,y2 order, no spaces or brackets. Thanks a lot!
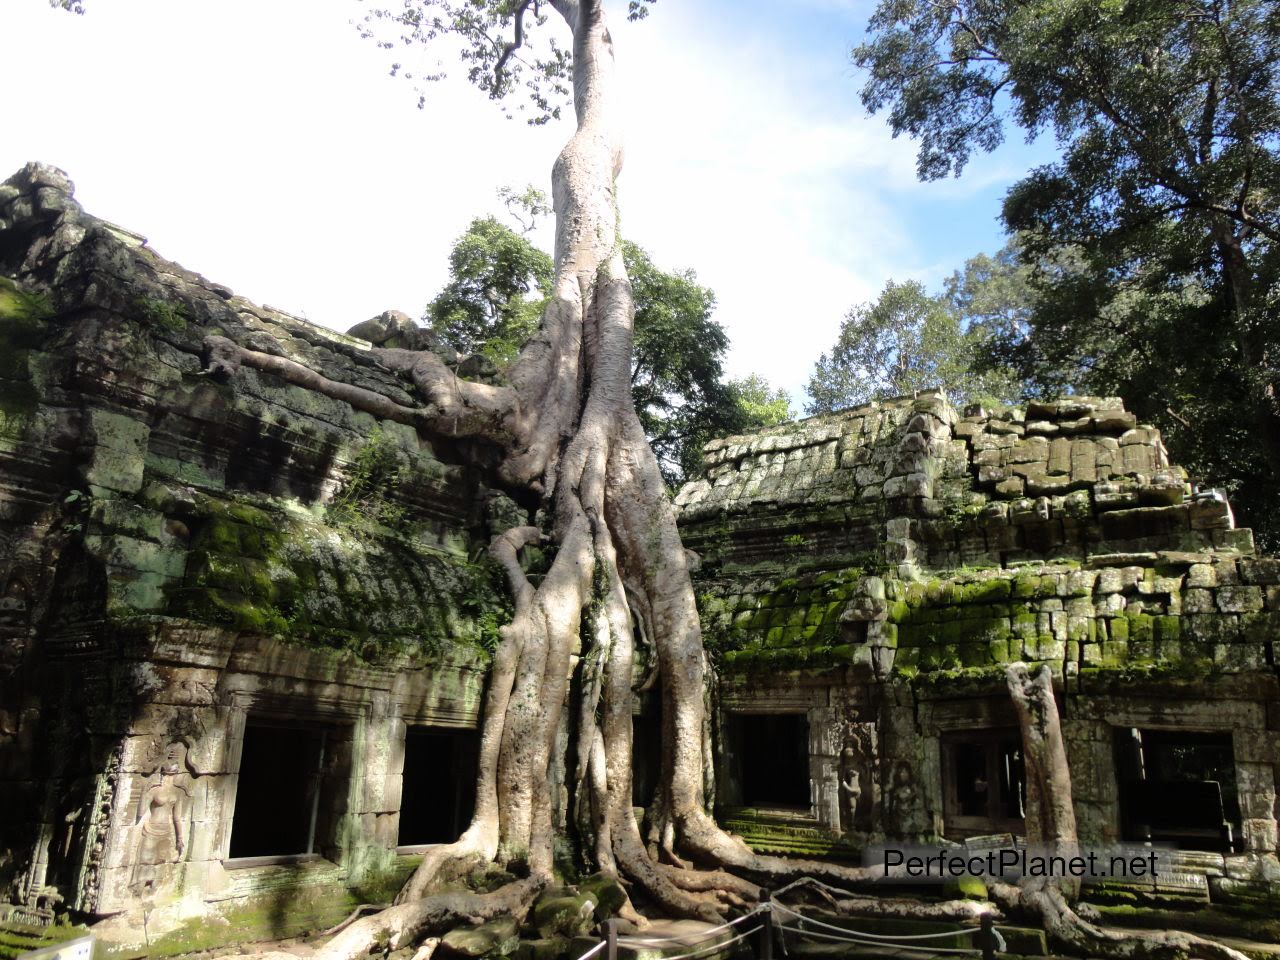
837,709,878,834
128,741,196,898
77,741,122,913
885,760,924,838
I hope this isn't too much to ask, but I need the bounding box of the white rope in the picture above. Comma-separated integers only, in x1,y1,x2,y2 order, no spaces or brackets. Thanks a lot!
619,906,766,946
575,940,608,960
772,900,982,942
776,924,978,955
992,927,1006,953
650,925,760,960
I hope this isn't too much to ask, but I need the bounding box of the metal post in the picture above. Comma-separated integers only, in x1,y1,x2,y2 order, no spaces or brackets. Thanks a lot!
980,913,996,960
758,891,773,960
606,917,618,960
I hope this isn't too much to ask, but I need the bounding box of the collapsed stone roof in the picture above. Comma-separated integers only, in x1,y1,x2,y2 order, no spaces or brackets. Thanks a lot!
675,392,1272,682
0,163,508,669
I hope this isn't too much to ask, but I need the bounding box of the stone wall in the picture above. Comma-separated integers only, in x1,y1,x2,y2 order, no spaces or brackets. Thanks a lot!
0,164,509,944
678,393,1279,906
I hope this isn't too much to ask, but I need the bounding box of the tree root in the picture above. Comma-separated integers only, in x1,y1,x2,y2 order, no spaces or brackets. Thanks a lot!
316,878,544,960
319,902,391,937
991,882,1251,960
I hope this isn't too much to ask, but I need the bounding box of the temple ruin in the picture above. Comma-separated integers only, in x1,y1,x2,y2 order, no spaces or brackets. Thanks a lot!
1,163,1276,954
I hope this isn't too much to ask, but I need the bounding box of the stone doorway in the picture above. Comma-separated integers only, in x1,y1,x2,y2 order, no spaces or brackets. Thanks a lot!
727,713,811,811
397,726,478,847
1115,728,1240,852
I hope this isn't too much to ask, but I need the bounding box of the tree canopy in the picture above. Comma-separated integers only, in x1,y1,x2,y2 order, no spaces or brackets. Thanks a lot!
427,215,554,363
856,0,1280,547
806,272,1023,414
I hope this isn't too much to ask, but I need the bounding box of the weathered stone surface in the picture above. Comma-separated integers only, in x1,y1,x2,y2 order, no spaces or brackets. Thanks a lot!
682,387,1279,892
0,165,501,938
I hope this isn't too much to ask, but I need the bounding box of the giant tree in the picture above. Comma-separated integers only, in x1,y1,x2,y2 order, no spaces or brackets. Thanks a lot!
203,2,889,955
426,213,790,484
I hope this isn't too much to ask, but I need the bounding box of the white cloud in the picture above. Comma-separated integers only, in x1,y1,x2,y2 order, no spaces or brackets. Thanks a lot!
1,0,1025,410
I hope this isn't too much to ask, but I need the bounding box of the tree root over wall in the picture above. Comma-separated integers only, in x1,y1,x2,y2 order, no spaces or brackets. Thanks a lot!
198,2,1255,957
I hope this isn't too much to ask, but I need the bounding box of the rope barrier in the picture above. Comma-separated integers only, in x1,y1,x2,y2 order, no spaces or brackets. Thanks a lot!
578,881,1003,960
772,901,983,942
643,925,760,960
619,906,766,946
775,923,979,955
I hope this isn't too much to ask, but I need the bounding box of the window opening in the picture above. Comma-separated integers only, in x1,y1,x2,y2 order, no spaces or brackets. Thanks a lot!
398,726,478,847
1114,728,1239,852
228,722,329,859
729,713,810,811
942,729,1025,837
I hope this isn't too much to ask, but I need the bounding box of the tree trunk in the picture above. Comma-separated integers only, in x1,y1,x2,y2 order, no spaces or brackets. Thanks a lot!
995,664,1251,960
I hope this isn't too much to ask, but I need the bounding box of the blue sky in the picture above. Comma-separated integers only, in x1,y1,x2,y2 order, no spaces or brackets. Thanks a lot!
0,0,1057,410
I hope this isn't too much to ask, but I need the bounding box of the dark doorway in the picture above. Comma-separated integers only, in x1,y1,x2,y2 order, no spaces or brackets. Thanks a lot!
1115,728,1240,852
228,722,330,859
941,729,1025,837
398,726,478,846
730,713,810,810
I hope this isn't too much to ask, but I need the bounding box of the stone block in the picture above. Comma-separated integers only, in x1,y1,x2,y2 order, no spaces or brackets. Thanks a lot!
1094,481,1138,510
1189,496,1233,530
1184,613,1240,643
994,477,1024,497
1232,730,1279,765
374,812,400,849
1212,528,1254,553
1048,437,1072,475
1008,436,1049,464
1092,410,1137,432
1182,588,1215,614
1212,642,1265,670
1186,563,1217,588
1239,558,1280,585
83,410,151,493
1070,440,1098,482
1217,585,1264,614
1121,443,1157,475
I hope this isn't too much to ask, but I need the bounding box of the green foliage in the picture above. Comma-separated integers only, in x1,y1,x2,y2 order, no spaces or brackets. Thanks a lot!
455,554,512,654
326,427,408,531
724,374,792,430
627,241,789,484
856,0,1280,546
0,277,50,431
498,183,550,235
806,277,1021,414
0,412,25,446
134,296,187,332
0,278,53,326
356,0,656,121
426,216,554,363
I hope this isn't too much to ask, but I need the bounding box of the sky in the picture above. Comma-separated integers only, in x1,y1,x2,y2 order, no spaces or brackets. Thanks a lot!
0,0,1056,411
